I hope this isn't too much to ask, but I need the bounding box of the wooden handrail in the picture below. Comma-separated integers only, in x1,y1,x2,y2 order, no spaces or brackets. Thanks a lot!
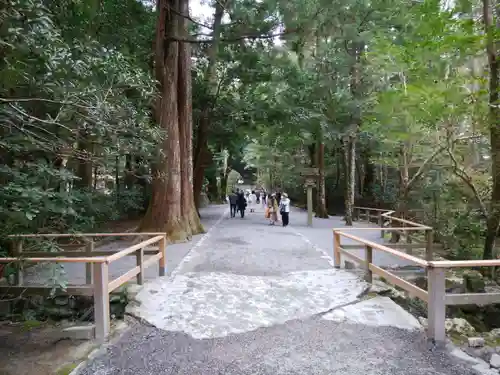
3,232,167,343
353,206,429,229
0,256,107,263
384,216,430,229
333,227,431,231
105,235,164,262
334,230,428,267
8,232,165,238
430,259,500,268
335,208,500,345
352,206,390,212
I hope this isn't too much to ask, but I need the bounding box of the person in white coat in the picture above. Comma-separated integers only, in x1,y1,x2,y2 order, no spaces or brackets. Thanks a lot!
248,190,257,212
279,193,291,227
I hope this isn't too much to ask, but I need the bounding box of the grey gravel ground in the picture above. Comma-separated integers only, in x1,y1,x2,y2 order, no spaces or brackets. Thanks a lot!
77,205,478,375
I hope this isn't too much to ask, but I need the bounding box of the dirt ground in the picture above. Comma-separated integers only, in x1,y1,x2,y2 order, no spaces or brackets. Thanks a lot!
0,319,129,375
0,321,94,375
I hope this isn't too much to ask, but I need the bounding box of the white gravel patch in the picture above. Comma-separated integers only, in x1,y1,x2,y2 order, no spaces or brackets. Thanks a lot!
127,269,367,339
323,296,423,331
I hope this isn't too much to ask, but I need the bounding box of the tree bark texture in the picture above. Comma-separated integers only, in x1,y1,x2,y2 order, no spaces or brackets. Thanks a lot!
140,0,203,241
178,0,204,235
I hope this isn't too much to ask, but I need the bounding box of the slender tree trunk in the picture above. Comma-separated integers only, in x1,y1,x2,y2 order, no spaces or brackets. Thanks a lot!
483,0,500,259
75,136,93,189
193,121,209,208
206,167,218,201
124,154,136,189
316,140,328,218
363,157,375,201
357,158,365,196
219,169,228,202
344,135,356,225
391,145,410,243
334,145,341,190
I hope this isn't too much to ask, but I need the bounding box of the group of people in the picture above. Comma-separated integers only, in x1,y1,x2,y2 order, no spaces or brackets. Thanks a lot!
227,188,291,227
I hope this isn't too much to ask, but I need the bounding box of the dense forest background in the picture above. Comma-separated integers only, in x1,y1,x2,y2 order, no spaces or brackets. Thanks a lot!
1,0,499,263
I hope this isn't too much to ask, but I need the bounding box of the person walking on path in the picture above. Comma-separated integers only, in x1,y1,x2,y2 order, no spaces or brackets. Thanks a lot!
279,193,290,227
236,190,247,218
229,190,238,218
248,190,257,213
267,193,279,225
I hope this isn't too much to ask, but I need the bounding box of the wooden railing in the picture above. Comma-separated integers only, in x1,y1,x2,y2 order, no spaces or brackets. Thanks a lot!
335,208,500,344
1,232,167,341
353,206,438,261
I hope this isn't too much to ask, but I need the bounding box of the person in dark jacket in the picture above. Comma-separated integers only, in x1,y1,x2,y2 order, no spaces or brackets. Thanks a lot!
236,190,247,218
229,190,238,218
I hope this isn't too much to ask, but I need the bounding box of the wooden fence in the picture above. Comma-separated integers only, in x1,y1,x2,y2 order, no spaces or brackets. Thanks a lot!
1,232,167,341
335,207,500,343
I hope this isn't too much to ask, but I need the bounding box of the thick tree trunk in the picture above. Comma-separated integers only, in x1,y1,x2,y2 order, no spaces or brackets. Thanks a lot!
316,140,328,218
159,17,184,241
140,0,201,241
178,0,204,236
483,0,500,259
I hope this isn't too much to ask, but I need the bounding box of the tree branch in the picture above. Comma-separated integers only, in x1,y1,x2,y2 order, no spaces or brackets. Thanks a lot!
167,5,213,30
0,97,94,109
168,3,325,44
167,28,299,44
447,148,488,216
407,136,477,189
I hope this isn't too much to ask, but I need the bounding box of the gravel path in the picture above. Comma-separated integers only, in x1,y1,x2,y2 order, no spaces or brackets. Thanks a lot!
76,204,479,375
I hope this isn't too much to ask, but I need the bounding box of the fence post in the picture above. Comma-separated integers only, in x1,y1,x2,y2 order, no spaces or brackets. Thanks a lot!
85,240,94,284
425,229,434,262
93,262,110,342
159,235,167,276
364,245,373,283
136,247,144,285
427,266,446,344
379,213,384,238
367,209,371,223
333,232,341,268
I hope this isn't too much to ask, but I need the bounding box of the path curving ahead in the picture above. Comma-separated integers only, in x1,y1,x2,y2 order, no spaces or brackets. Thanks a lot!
77,205,479,375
